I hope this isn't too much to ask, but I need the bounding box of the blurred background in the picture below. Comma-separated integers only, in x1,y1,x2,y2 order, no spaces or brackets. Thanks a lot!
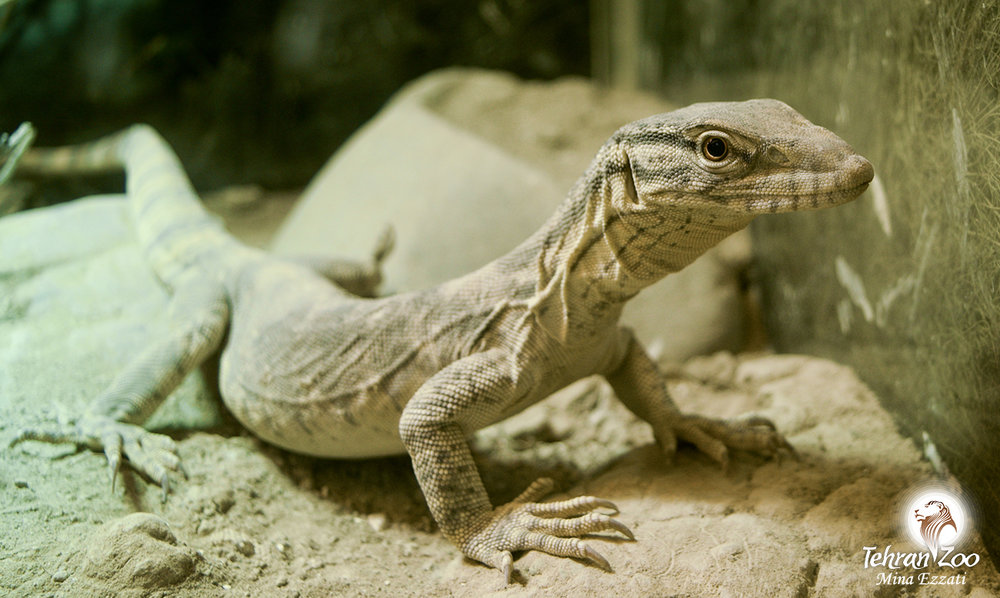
2,0,998,568
0,0,589,187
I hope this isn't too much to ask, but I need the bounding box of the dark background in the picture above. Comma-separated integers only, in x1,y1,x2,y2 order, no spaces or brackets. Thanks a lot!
0,0,588,188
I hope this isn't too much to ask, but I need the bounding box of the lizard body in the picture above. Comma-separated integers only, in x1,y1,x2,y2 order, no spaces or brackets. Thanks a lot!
11,100,873,581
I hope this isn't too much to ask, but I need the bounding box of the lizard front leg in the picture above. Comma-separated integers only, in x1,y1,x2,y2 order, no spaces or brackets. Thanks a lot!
399,350,633,583
11,279,229,499
605,329,794,469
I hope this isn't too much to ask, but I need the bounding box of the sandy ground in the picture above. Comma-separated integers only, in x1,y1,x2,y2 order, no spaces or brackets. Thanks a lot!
4,288,999,597
2,71,999,597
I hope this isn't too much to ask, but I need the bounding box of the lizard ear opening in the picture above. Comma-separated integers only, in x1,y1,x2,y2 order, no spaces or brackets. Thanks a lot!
621,149,639,205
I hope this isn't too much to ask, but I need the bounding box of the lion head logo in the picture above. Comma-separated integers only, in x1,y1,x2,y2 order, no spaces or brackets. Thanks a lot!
914,500,958,559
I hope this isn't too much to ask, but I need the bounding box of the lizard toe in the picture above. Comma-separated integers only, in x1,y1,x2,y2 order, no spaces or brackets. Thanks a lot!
673,417,730,466
731,413,778,431
512,477,556,503
9,424,85,448
529,511,634,540
727,416,797,460
519,533,613,572
527,494,620,518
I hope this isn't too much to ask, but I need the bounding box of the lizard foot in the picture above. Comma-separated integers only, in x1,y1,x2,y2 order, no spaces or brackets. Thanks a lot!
668,412,797,470
461,478,634,584
10,415,183,501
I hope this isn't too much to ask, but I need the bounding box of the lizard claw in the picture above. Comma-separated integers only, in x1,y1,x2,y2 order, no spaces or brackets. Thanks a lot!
160,472,170,504
735,414,778,431
582,544,613,572
103,431,124,493
605,516,635,541
499,551,513,585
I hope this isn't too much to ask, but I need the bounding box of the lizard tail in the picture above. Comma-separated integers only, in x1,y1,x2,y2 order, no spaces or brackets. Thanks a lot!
18,124,230,289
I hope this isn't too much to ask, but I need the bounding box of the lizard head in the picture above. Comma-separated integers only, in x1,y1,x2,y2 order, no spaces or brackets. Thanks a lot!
610,99,874,215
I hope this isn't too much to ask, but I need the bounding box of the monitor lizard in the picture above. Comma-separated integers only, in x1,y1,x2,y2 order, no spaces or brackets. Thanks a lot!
9,100,873,582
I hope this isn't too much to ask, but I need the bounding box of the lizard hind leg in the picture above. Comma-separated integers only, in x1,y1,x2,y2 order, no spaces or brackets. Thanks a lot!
10,279,228,501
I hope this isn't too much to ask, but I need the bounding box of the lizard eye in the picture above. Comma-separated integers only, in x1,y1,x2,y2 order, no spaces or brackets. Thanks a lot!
702,136,729,161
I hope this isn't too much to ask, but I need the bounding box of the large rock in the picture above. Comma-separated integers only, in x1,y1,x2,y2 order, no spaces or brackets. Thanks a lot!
271,69,753,363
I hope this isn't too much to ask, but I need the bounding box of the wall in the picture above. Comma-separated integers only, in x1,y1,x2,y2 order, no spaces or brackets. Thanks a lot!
595,0,1000,563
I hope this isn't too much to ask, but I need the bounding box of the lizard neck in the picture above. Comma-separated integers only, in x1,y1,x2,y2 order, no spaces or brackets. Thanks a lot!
500,146,755,345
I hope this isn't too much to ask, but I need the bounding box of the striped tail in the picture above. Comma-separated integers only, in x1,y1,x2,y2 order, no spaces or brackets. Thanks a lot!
18,125,229,288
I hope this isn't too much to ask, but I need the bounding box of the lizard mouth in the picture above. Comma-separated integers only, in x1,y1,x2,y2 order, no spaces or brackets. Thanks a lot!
844,179,871,196
741,154,875,213
814,156,875,208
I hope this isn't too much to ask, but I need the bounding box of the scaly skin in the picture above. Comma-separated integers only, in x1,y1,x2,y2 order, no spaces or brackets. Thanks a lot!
10,100,873,582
